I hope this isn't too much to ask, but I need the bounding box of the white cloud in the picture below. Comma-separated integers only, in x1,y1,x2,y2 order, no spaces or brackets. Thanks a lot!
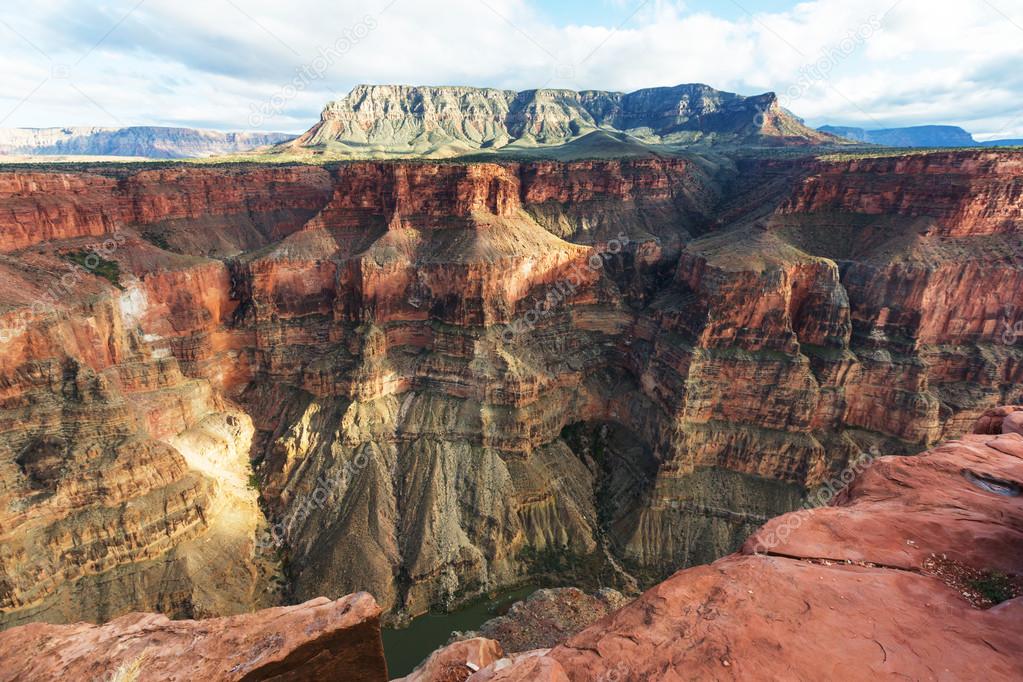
0,0,1020,138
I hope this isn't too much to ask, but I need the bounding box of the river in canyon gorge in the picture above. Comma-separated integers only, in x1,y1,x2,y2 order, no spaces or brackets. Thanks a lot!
382,586,537,677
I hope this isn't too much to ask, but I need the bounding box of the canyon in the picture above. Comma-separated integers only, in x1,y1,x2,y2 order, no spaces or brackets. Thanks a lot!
439,404,1023,680
0,145,1020,678
0,148,1020,632
2,406,1019,680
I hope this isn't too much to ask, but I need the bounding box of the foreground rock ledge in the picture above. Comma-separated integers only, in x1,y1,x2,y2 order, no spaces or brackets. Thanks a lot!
460,406,1023,681
0,592,387,682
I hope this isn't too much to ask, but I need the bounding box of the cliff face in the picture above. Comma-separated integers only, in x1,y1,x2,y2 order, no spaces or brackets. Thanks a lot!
288,83,833,157
0,127,294,159
0,150,1020,628
780,152,1023,237
0,245,282,627
466,406,1023,681
0,166,332,253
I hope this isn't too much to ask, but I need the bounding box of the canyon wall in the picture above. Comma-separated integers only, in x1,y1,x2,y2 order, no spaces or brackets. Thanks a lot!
3,409,1018,681
462,405,1023,681
0,150,1020,626
0,241,283,628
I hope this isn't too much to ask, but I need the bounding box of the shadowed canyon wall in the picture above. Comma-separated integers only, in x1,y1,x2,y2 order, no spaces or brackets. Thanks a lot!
0,151,1020,626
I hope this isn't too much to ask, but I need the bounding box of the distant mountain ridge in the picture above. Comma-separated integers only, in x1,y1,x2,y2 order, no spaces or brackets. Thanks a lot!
0,126,295,159
818,124,1022,148
282,83,837,158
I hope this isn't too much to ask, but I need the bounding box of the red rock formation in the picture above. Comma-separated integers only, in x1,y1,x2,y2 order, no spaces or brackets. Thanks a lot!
0,150,1020,630
0,166,333,253
0,593,387,681
468,587,628,654
780,152,1023,237
975,405,1023,436
395,637,504,682
0,245,278,627
464,408,1023,681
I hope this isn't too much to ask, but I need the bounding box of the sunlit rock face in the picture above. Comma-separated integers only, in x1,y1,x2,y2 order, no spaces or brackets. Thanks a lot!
287,83,834,156
0,150,1020,626
0,295,281,628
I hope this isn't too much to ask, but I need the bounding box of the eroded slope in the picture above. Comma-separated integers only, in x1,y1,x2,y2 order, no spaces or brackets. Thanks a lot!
0,151,1019,627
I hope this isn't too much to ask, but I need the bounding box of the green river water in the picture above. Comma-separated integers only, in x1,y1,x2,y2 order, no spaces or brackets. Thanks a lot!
382,586,536,677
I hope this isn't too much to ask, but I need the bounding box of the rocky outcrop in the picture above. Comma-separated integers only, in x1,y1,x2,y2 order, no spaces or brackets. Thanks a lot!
468,588,628,654
0,127,294,159
0,593,387,681
464,407,1023,680
974,404,1023,436
395,638,504,682
0,150,1020,631
286,84,834,157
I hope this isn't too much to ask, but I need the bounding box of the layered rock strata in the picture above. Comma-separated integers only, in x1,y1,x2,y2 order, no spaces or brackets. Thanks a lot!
0,150,1020,628
3,410,1016,681
286,83,834,157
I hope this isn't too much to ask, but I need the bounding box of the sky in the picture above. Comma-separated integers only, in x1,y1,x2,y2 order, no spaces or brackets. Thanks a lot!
1,0,1022,140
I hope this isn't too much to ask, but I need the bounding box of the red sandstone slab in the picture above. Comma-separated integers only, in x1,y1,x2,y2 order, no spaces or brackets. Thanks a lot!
527,556,1022,681
395,637,504,682
744,434,1023,572
0,594,387,682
